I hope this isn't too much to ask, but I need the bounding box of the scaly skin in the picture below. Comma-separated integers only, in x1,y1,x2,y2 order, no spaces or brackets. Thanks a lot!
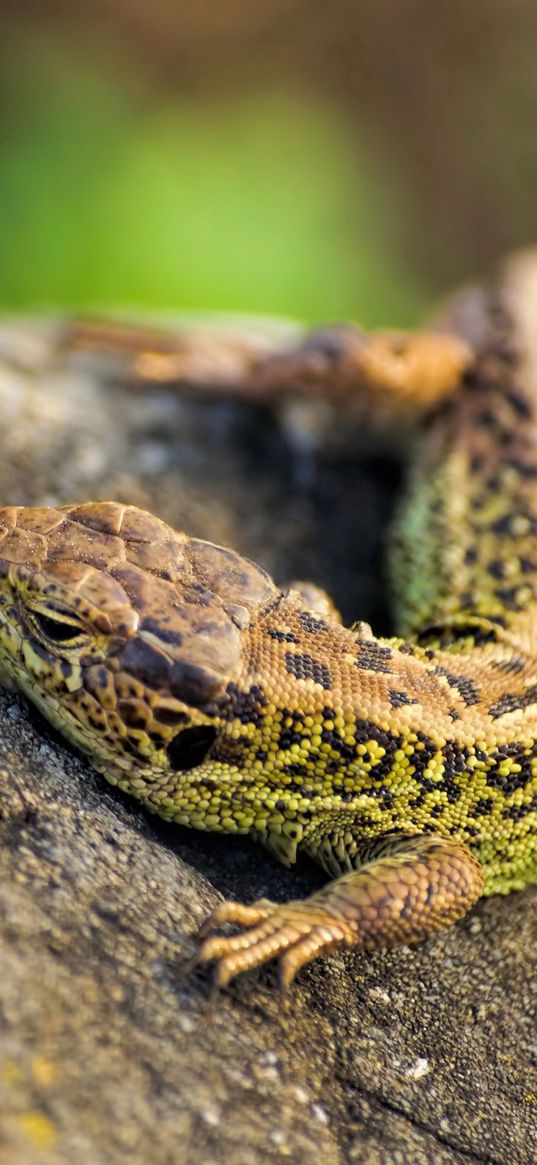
1,252,536,987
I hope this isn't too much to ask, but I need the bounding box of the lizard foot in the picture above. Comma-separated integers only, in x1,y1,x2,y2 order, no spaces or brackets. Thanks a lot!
190,894,361,989
188,835,484,988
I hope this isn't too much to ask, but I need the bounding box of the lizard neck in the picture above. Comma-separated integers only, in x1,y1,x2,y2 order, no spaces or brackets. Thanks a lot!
202,591,537,806
189,593,533,883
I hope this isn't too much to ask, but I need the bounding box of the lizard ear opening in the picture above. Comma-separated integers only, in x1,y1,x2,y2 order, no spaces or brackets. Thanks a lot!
166,725,217,772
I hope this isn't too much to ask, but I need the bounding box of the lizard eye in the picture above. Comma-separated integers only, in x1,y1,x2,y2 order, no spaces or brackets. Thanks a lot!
32,610,87,645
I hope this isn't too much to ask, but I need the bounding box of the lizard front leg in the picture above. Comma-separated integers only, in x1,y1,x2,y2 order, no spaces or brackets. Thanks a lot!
191,835,484,987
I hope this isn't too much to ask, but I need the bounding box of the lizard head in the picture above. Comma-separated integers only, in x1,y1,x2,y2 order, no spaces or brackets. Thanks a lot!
0,501,280,813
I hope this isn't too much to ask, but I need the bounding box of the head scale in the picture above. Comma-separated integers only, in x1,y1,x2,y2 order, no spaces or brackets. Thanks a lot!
0,501,279,786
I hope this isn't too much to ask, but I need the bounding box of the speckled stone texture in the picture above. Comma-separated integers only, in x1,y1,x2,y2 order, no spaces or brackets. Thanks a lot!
0,319,535,1165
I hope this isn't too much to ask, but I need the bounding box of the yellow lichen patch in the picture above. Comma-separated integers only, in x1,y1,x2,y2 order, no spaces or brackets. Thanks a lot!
1,1060,22,1084
31,1057,57,1087
16,1111,57,1149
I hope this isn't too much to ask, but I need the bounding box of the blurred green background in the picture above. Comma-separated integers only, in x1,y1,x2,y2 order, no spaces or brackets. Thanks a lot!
2,2,537,325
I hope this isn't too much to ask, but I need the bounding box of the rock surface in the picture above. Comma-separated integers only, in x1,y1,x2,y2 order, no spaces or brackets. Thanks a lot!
0,320,535,1165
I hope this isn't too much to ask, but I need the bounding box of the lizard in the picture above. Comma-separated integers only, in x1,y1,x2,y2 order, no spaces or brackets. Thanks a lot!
0,250,535,989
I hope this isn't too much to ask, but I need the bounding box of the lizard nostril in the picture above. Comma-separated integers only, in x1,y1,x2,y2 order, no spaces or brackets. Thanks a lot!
166,725,217,771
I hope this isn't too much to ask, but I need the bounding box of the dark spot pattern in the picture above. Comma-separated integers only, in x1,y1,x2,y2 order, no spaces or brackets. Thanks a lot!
488,560,505,581
483,743,535,793
267,628,299,643
152,705,189,726
285,651,333,690
493,657,525,675
388,689,420,709
118,699,149,729
433,667,481,707
221,683,269,728
502,795,537,820
298,611,329,634
495,584,534,611
473,797,495,816
491,512,537,537
356,642,393,674
505,388,531,419
278,709,305,751
489,684,537,719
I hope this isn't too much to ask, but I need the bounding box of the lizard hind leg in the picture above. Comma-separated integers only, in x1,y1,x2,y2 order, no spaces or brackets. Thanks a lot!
191,835,484,988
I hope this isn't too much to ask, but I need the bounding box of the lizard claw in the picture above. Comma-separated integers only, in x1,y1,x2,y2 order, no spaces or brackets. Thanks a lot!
196,897,275,939
190,896,354,988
